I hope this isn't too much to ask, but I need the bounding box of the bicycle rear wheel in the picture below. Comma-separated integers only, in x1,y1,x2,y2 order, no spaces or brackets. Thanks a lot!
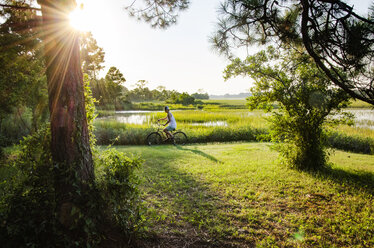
146,132,162,146
173,131,188,145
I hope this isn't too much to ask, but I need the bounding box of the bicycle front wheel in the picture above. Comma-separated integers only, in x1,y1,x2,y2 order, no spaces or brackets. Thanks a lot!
146,132,162,146
173,132,188,145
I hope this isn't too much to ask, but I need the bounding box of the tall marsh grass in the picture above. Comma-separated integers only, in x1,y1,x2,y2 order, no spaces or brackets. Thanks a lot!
149,110,268,128
94,109,374,154
94,119,269,146
327,131,374,154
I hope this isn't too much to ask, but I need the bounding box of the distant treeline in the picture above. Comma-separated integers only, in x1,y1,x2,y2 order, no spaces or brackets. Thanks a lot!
209,93,250,99
92,77,209,110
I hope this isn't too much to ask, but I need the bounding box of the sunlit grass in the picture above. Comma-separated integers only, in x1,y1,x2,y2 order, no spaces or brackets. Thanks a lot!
202,99,247,106
149,110,266,126
94,109,373,153
93,110,271,145
112,142,374,247
332,125,374,139
348,100,373,109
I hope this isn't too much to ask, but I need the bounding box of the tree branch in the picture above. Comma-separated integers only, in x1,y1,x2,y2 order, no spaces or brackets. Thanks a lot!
0,4,41,11
300,0,374,105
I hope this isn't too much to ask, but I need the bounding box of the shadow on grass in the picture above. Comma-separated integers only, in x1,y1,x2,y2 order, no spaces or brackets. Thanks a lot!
310,166,374,196
138,147,248,247
174,145,223,164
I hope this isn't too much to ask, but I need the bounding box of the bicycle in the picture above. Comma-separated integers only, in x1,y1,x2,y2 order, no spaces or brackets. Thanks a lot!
146,123,188,146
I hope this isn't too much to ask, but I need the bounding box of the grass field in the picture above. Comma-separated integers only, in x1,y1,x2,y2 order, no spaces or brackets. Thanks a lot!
109,143,374,247
348,100,373,109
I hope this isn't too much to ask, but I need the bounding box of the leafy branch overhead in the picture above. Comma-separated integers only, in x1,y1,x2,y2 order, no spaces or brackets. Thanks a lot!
126,0,190,28
212,0,374,105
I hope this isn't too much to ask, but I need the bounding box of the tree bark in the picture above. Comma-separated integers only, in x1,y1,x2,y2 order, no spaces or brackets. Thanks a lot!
37,0,94,227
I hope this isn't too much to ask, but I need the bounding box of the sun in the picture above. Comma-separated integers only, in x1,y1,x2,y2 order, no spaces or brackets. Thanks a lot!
69,3,92,31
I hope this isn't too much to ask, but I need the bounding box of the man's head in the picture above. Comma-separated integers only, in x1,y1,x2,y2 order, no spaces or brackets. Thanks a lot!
164,106,169,113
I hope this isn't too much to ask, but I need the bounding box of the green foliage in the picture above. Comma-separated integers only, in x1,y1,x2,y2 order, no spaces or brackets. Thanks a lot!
105,66,126,109
0,127,56,247
0,107,32,146
0,127,105,247
93,79,208,110
126,0,189,28
212,0,374,105
97,149,144,233
94,124,269,146
0,79,143,247
327,131,374,155
0,4,44,119
84,74,98,148
125,80,153,102
168,92,197,106
0,2,48,145
225,47,350,170
0,128,143,247
80,31,105,79
192,91,209,100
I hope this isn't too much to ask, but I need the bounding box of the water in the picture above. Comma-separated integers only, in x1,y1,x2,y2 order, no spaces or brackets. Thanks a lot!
246,109,374,129
98,110,160,125
345,109,374,130
115,110,157,114
97,110,229,127
190,121,228,127
97,109,374,129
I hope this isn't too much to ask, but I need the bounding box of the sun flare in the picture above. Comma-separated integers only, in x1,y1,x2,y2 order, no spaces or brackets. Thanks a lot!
69,4,92,31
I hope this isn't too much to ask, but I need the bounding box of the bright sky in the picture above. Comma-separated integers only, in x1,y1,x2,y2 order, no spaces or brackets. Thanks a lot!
70,0,373,95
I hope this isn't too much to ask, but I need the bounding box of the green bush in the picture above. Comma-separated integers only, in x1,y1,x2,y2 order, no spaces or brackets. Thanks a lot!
224,47,351,170
0,128,105,247
327,132,374,154
94,123,269,145
0,131,143,247
0,107,32,146
0,128,57,247
97,149,143,234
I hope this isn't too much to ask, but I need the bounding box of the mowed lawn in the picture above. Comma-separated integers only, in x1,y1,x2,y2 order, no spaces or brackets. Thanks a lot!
112,143,374,247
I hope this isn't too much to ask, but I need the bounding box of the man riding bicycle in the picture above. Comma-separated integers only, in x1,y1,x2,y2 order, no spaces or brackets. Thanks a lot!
158,106,177,141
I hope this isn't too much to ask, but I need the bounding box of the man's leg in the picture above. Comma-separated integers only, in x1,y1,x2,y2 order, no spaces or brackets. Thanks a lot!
163,128,172,139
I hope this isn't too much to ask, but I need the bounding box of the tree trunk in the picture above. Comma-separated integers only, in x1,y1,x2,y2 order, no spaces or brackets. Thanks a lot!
37,0,94,227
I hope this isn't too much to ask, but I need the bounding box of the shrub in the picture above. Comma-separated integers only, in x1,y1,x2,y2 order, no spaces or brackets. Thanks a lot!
327,132,374,154
0,107,32,146
0,127,58,247
0,128,143,247
97,149,144,234
0,77,143,247
224,47,351,170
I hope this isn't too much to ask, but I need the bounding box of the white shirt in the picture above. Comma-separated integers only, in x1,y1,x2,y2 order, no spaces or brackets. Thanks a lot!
168,112,177,129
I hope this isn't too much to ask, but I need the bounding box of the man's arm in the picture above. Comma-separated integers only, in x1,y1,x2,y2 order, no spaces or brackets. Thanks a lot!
158,115,170,125
163,112,171,126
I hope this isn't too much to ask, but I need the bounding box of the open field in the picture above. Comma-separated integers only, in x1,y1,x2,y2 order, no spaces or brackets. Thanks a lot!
202,99,248,109
109,142,374,247
96,99,249,114
348,100,373,109
202,99,247,105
